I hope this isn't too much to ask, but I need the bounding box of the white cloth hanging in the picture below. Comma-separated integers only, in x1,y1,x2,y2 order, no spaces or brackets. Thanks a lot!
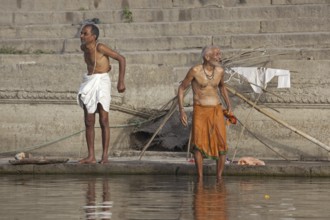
231,67,291,93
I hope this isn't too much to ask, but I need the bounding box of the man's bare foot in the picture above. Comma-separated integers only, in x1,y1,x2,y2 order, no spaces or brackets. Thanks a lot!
79,157,96,164
99,159,109,164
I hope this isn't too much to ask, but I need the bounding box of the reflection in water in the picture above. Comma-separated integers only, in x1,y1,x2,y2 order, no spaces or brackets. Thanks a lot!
194,180,227,220
83,178,112,220
0,175,330,220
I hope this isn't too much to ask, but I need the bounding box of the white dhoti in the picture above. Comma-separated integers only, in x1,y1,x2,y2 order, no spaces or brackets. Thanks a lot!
77,73,111,113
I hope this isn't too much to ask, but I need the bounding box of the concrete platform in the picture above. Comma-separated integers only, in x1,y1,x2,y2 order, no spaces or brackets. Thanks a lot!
1,152,330,177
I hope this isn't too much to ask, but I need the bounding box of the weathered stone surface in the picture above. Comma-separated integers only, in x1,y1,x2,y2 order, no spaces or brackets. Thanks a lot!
225,106,330,160
215,33,330,49
0,0,329,159
272,0,329,5
0,103,134,156
261,18,330,33
123,65,175,108
1,156,330,177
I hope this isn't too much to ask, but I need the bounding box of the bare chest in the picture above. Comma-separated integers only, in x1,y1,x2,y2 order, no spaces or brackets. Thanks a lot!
194,72,221,89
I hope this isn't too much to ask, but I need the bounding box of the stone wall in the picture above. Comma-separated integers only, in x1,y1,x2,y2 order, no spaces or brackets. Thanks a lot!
0,0,329,159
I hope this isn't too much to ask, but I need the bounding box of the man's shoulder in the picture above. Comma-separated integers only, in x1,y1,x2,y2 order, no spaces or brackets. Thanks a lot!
215,65,224,70
96,42,105,50
215,65,224,73
96,42,112,50
96,42,114,55
190,64,202,73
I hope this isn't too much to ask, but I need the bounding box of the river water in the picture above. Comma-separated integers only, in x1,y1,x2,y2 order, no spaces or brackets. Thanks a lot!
0,175,329,220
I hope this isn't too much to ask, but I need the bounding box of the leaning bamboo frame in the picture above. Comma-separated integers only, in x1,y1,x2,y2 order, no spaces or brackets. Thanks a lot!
138,87,191,160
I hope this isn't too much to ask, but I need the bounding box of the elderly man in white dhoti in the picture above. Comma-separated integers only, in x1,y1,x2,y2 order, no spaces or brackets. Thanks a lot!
77,24,126,164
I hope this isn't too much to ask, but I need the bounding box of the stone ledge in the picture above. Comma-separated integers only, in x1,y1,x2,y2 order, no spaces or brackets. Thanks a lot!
1,91,330,106
0,156,330,177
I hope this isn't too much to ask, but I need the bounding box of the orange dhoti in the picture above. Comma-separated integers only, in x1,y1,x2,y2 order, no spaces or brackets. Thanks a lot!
192,104,228,159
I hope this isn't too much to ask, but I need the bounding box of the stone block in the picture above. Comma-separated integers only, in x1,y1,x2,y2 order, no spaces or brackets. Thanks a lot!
217,33,330,49
0,26,17,39
225,107,330,160
83,10,122,24
261,18,330,33
0,63,83,91
3,0,174,12
124,50,201,66
17,0,90,11
0,12,13,25
114,36,212,52
191,20,261,35
310,165,330,177
270,60,330,78
123,65,176,109
0,102,135,156
0,38,65,53
117,8,182,22
64,38,116,53
0,164,34,174
14,11,84,25
14,12,53,25
172,0,226,7
0,62,178,109
233,0,271,6
0,103,83,155
0,0,19,11
190,4,329,21
104,22,191,37
272,0,329,5
16,25,80,39
90,0,173,10
0,54,83,66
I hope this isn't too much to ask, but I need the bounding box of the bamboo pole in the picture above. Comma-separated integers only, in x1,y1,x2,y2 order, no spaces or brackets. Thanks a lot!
225,85,330,152
231,92,262,162
138,99,178,160
237,119,290,161
138,87,192,160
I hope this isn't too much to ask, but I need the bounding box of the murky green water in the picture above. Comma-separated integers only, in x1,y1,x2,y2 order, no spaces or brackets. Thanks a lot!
0,175,329,220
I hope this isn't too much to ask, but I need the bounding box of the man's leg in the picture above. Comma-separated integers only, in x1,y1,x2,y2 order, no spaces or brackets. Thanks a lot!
79,106,97,164
193,149,203,182
98,104,110,164
216,154,226,181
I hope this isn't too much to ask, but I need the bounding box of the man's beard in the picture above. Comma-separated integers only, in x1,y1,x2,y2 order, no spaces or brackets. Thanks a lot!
210,60,222,67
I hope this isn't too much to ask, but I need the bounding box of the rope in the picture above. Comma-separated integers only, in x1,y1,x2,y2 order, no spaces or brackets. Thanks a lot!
0,113,164,155
225,66,265,162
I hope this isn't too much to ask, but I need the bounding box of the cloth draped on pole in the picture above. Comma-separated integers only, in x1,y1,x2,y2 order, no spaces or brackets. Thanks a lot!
231,67,291,93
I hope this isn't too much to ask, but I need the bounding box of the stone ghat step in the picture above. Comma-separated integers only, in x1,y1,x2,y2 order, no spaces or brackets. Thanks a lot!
1,58,329,83
1,4,329,25
0,63,177,109
3,0,326,12
2,159,330,177
2,60,330,78
270,60,330,80
1,32,329,53
2,18,330,40
0,63,175,91
1,48,329,66
1,60,329,108
1,0,328,12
